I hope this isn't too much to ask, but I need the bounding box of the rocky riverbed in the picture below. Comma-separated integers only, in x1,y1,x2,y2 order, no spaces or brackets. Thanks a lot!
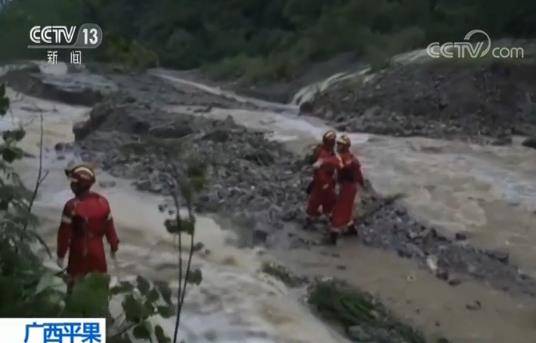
6,63,536,342
306,58,536,144
67,71,536,299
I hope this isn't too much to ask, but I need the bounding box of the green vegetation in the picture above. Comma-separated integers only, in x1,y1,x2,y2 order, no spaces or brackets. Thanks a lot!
261,261,306,287
151,141,207,343
0,84,171,341
0,85,206,342
109,276,175,342
102,36,160,71
1,0,535,79
0,83,48,317
0,0,85,62
308,280,426,343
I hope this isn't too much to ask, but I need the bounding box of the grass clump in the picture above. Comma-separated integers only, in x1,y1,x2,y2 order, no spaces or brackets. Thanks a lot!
261,261,307,287
308,279,426,343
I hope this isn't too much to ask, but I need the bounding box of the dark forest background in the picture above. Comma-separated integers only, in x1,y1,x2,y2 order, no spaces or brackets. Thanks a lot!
1,0,535,79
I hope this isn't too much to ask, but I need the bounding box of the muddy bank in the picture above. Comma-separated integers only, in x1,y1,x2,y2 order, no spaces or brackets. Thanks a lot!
183,53,361,104
69,73,536,300
74,101,432,343
306,59,536,142
308,279,427,343
112,71,263,112
232,54,362,104
5,86,350,343
74,92,307,242
0,64,115,106
273,242,536,343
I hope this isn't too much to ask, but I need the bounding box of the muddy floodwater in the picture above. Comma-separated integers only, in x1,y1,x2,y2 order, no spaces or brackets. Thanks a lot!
3,63,536,342
157,70,536,343
5,82,347,342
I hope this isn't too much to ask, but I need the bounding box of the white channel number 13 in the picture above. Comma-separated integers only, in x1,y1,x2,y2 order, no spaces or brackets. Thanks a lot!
82,27,99,46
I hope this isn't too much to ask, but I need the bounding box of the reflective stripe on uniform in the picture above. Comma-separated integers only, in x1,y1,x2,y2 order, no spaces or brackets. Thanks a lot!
61,215,72,224
106,213,113,221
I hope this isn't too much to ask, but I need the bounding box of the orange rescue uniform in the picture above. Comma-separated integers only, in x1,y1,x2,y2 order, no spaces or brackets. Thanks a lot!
330,151,364,231
57,191,119,280
306,144,338,218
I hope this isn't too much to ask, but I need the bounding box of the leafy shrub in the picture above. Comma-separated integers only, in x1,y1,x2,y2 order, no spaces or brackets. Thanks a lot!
103,35,159,71
3,0,536,81
308,280,426,343
109,276,175,342
203,54,251,80
0,85,173,343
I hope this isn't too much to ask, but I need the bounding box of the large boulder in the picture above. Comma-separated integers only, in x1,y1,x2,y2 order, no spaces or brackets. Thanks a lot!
73,102,113,140
299,101,314,115
73,121,92,141
522,137,536,149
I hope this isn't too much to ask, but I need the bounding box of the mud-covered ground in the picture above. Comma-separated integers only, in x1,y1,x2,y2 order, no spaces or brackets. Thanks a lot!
6,64,536,341
175,53,361,104
56,71,535,300
307,59,536,144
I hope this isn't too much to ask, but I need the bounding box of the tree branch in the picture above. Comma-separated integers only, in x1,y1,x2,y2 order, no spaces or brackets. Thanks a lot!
18,107,51,257
24,110,49,230
168,161,184,343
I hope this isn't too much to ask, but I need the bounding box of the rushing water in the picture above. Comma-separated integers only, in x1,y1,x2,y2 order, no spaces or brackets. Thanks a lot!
289,47,434,107
5,61,536,342
156,71,536,343
4,66,348,342
158,71,536,276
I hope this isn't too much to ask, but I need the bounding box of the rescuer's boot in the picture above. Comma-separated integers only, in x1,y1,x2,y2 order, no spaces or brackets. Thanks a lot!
344,223,358,237
329,231,338,245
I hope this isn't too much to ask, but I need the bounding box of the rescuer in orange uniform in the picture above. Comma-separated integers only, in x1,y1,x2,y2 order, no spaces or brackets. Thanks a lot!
329,134,364,244
57,164,119,289
305,130,338,227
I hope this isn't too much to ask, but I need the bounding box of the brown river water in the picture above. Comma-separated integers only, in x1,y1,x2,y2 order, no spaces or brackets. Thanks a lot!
2,63,536,342
156,69,536,343
3,65,348,342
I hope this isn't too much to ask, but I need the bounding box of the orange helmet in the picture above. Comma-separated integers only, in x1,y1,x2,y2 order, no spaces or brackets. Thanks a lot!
65,164,96,187
337,134,351,147
322,130,336,144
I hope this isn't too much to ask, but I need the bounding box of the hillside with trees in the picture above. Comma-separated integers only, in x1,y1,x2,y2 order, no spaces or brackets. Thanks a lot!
1,0,535,81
